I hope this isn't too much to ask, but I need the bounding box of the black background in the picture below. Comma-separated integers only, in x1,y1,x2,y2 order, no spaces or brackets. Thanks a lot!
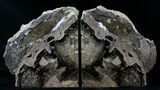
0,0,160,88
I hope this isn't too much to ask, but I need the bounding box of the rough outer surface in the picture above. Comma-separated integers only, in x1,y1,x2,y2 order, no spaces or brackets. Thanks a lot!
81,6,157,87
3,6,157,87
3,6,79,87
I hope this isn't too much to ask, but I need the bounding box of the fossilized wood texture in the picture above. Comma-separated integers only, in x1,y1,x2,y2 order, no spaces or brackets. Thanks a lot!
3,6,156,87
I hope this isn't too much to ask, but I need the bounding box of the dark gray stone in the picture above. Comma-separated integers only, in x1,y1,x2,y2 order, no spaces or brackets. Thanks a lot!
3,6,156,87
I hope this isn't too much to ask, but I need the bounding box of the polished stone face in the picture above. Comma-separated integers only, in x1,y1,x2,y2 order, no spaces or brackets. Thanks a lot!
3,6,157,87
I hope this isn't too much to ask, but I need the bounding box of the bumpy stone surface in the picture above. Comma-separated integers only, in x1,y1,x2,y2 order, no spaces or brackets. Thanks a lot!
3,7,79,87
81,6,157,87
3,6,156,87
